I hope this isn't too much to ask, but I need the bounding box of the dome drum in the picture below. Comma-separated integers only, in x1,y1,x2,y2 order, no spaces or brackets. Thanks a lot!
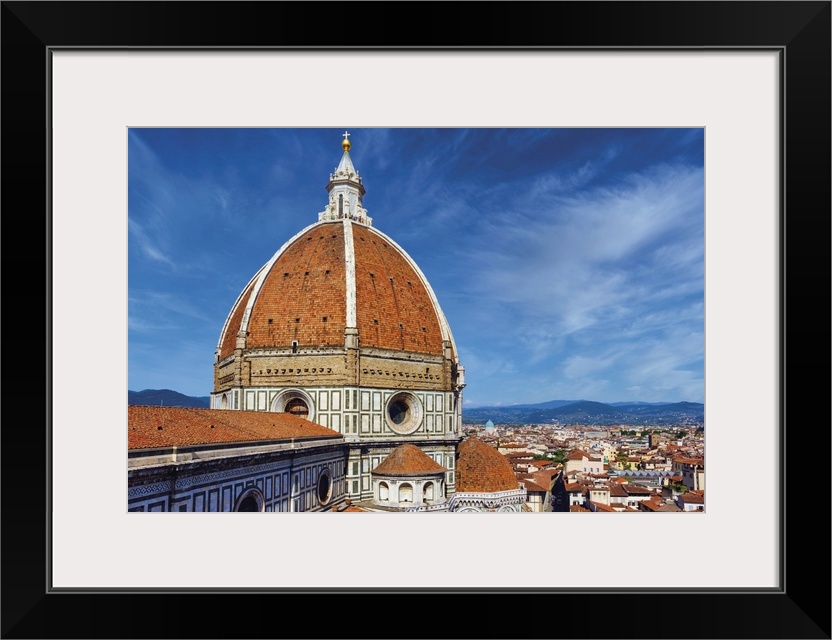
214,345,454,394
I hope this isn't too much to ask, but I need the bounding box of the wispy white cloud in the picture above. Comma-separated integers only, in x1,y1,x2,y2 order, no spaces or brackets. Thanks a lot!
450,158,703,404
128,218,174,265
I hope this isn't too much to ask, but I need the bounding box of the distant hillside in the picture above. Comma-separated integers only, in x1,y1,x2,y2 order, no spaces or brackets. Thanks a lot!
126,390,702,426
464,400,703,427
128,389,210,409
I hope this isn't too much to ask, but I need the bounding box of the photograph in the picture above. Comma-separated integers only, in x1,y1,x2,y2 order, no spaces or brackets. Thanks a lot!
127,127,706,515
3,1,829,638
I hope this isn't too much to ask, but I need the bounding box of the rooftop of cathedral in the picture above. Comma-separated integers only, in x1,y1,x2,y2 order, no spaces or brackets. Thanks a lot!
128,405,341,450
456,434,520,493
371,443,447,476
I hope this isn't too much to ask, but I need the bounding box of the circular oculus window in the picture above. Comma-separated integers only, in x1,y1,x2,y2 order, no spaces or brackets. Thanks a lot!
317,468,333,506
384,392,423,435
273,389,315,421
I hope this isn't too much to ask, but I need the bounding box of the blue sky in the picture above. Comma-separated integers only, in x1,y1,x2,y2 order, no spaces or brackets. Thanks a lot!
128,128,704,407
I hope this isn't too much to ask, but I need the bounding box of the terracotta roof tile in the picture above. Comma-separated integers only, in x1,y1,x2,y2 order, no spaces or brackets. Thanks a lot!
128,406,340,450
219,221,449,358
521,479,549,492
623,484,655,496
530,468,558,487
353,225,445,356
609,483,629,497
246,225,348,350
456,436,519,492
566,449,590,461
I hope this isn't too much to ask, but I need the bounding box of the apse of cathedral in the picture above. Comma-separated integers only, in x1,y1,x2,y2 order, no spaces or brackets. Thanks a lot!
127,133,527,513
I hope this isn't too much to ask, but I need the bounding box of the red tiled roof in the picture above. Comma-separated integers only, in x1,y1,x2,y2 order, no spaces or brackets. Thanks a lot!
566,449,589,461
609,483,628,497
530,469,559,487
372,444,447,476
640,498,665,511
128,406,341,450
219,221,448,359
623,484,655,496
456,436,519,492
522,479,549,492
353,224,445,355
673,455,704,465
221,224,348,359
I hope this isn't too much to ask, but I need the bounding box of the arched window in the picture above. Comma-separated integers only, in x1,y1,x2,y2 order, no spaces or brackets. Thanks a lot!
423,482,435,502
234,488,265,512
399,483,413,503
379,482,389,502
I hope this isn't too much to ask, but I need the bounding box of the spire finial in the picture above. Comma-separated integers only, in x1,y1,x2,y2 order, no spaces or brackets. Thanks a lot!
318,132,372,226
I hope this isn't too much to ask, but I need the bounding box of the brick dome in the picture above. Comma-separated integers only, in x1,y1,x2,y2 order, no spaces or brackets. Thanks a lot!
217,220,452,361
456,436,519,493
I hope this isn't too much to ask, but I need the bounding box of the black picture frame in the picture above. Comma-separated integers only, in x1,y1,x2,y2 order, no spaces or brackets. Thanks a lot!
2,2,829,638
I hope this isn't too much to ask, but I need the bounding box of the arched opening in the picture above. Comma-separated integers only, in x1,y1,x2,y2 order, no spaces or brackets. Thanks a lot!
379,482,389,502
221,394,228,409
423,482,435,503
399,483,413,503
234,488,264,512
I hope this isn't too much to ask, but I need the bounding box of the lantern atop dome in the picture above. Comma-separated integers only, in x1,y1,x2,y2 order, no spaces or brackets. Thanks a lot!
319,131,372,226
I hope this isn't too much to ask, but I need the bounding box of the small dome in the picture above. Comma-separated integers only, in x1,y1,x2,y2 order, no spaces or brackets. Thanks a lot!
456,436,518,492
372,443,447,476
485,420,495,428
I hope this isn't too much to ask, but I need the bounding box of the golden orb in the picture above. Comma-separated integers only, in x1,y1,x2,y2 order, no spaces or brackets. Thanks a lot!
341,131,352,151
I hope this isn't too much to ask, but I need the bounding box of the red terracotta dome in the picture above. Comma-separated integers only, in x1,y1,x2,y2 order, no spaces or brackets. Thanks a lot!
217,220,451,361
456,436,519,493
372,443,448,476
